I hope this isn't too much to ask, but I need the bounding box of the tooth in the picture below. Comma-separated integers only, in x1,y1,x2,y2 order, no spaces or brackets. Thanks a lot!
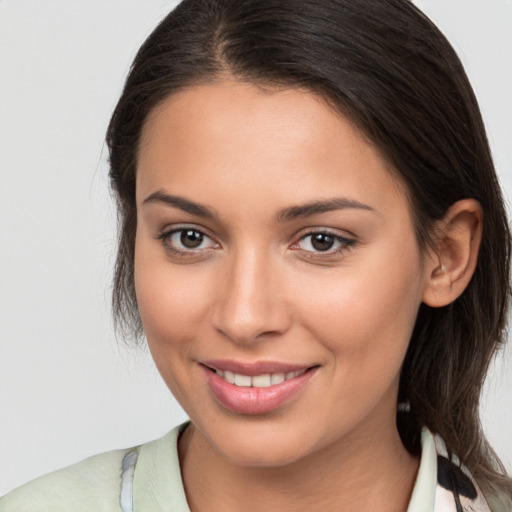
234,374,252,387
224,371,235,384
271,373,285,385
215,369,224,377
285,372,295,380
294,369,306,377
252,374,272,388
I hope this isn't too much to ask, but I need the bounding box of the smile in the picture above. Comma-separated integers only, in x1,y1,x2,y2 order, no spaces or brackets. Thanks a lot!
213,369,307,388
201,361,317,415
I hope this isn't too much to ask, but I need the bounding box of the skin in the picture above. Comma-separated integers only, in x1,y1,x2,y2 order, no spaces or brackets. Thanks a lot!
134,81,482,512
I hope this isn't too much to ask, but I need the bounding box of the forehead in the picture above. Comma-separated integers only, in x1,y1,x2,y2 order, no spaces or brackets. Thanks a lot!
136,81,406,215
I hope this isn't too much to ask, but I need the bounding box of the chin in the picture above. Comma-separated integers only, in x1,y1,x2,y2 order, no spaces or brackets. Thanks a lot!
193,412,334,469
217,437,310,468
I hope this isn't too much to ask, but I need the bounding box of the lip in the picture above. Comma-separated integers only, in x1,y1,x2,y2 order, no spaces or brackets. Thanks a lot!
200,360,318,415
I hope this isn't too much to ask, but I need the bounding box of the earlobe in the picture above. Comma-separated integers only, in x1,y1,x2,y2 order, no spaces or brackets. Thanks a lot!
422,199,483,308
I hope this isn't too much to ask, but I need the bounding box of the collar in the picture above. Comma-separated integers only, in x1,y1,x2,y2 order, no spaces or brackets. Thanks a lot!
127,423,493,512
132,423,190,511
408,428,492,512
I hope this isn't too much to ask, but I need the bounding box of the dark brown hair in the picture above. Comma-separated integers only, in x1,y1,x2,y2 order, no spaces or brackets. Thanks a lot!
106,0,511,501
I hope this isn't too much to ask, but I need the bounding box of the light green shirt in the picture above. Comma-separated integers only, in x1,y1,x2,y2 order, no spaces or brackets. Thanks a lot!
0,424,498,511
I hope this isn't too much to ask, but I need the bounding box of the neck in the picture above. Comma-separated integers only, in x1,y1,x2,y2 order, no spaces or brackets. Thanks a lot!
179,419,419,512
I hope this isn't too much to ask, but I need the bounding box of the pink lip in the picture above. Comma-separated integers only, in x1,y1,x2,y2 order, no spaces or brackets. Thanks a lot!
200,361,318,415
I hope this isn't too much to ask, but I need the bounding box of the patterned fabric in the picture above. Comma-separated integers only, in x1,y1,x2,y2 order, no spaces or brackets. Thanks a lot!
120,450,139,512
433,435,492,512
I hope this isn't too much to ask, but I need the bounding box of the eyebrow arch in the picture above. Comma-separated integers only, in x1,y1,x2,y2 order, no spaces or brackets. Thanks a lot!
142,190,218,219
276,198,376,222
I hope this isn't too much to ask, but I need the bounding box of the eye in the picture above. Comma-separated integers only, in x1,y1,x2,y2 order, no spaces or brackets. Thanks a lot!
157,227,218,254
173,229,209,249
294,231,356,254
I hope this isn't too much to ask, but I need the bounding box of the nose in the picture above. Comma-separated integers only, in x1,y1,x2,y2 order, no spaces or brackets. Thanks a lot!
211,249,292,345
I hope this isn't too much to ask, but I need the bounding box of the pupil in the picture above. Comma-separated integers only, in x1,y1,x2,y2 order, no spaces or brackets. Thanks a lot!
180,230,203,248
312,233,334,251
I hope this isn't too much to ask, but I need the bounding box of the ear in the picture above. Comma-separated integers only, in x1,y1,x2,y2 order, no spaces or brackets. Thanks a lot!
422,199,483,308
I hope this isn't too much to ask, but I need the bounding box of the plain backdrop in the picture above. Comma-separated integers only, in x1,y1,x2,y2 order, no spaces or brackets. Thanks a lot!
0,0,511,495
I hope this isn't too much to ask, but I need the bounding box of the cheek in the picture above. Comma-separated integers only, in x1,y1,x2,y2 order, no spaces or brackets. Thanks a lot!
134,242,213,350
133,244,216,407
291,246,424,423
292,240,424,363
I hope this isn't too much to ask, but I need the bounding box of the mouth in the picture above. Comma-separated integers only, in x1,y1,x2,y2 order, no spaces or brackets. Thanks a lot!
210,368,307,388
200,360,318,415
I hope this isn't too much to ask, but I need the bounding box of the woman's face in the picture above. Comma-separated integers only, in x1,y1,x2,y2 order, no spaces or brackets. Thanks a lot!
135,81,428,467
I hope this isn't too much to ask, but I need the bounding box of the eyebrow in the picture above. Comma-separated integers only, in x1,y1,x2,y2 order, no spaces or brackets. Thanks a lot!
142,191,375,221
276,198,376,222
142,190,218,219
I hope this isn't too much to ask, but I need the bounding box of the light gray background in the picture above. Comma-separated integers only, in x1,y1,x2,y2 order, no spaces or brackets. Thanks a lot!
0,0,511,495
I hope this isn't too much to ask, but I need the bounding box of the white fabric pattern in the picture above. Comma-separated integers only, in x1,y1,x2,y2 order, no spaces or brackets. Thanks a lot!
120,449,139,512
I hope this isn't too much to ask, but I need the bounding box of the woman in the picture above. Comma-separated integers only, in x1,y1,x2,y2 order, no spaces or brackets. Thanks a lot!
1,0,510,511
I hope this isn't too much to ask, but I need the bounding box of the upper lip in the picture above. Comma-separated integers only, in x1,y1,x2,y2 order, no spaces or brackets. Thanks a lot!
201,359,316,376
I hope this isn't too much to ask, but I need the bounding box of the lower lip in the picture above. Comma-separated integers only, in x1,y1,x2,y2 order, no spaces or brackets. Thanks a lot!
202,366,316,415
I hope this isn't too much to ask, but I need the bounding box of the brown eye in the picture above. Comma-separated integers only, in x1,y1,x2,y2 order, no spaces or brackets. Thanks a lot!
180,229,204,248
158,227,218,254
311,233,335,251
295,231,356,255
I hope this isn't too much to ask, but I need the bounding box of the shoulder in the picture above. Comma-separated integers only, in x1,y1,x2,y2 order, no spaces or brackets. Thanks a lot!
0,424,189,512
0,446,134,512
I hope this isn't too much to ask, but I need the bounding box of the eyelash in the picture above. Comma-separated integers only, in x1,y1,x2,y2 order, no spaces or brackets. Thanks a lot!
293,231,357,257
155,227,357,259
155,227,218,259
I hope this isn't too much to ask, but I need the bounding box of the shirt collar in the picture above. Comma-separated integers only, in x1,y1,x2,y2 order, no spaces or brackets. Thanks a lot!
131,423,493,512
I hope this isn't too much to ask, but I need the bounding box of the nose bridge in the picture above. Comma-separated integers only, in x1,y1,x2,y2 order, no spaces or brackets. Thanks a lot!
212,243,290,343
